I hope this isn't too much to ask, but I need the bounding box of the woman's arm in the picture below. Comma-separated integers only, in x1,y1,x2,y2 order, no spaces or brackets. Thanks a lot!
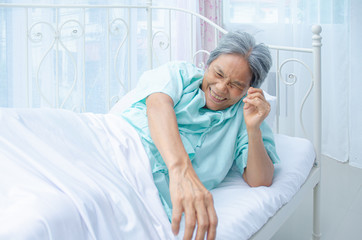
146,92,218,240
242,87,274,187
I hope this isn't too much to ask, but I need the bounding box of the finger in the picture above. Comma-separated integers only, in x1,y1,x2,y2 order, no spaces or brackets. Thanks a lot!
195,211,208,240
183,204,196,240
247,87,264,95
243,96,262,107
243,101,255,111
207,212,218,240
243,97,270,117
171,204,183,236
244,95,269,108
194,196,209,240
205,193,218,240
246,91,265,101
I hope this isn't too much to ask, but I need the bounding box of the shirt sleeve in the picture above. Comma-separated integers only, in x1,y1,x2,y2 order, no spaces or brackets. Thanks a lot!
109,62,203,114
234,121,280,175
135,62,184,105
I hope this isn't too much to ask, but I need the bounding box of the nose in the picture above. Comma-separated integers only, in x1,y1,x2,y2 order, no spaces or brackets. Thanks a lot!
215,80,228,94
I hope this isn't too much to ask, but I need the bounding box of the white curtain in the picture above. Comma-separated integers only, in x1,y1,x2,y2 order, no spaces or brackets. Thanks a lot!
349,0,362,168
223,0,361,167
198,0,222,52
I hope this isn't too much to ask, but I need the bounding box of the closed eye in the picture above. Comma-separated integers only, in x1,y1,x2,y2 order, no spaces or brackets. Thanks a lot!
230,82,244,90
213,66,224,78
215,71,223,78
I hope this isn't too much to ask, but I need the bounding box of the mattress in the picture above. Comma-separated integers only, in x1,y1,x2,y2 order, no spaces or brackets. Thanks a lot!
0,108,315,240
208,134,315,239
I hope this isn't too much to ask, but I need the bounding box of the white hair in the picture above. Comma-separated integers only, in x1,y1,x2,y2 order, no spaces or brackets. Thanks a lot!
207,31,272,88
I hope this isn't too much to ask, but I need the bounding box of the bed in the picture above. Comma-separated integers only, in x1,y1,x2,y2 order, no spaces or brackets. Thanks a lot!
0,2,322,240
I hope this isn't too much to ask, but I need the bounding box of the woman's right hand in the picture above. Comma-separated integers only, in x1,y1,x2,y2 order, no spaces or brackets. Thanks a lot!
146,92,217,240
169,162,218,240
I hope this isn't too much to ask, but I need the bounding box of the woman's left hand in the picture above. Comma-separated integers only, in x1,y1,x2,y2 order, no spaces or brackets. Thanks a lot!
242,87,274,187
242,87,270,130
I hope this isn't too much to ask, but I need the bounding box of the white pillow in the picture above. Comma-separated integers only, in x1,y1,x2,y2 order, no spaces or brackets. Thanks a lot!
263,90,277,132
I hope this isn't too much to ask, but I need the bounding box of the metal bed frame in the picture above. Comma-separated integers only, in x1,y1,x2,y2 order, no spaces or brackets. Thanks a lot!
0,1,322,239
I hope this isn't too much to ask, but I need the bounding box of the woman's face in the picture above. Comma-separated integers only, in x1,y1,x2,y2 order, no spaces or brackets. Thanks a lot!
201,54,253,111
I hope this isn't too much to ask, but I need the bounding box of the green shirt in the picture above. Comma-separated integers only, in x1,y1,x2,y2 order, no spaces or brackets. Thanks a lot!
117,61,280,219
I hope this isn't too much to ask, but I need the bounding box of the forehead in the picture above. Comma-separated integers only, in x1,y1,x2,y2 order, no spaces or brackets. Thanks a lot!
211,54,252,85
212,54,248,69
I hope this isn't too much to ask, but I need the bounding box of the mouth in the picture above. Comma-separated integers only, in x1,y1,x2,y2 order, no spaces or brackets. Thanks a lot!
209,88,226,103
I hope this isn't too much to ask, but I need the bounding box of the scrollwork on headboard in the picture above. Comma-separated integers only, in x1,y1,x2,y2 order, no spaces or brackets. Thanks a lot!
110,17,129,99
152,30,170,66
278,58,314,138
192,50,210,70
28,19,84,109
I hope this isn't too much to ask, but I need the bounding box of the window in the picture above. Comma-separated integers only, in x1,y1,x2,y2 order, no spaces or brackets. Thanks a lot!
223,0,348,26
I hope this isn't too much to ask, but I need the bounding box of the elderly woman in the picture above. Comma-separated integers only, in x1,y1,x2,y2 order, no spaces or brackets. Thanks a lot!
111,31,279,240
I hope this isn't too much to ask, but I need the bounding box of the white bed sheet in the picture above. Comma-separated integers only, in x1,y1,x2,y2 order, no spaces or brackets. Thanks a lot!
0,108,173,240
209,134,315,239
0,108,315,240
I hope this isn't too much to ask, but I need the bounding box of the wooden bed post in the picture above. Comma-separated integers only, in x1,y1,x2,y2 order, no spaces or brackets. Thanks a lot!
312,24,322,240
146,0,153,69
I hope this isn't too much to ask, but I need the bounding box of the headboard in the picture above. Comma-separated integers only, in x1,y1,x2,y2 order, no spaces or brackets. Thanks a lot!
0,1,322,162
0,1,225,113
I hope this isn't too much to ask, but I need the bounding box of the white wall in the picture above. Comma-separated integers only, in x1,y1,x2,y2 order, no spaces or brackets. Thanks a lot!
271,155,362,240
